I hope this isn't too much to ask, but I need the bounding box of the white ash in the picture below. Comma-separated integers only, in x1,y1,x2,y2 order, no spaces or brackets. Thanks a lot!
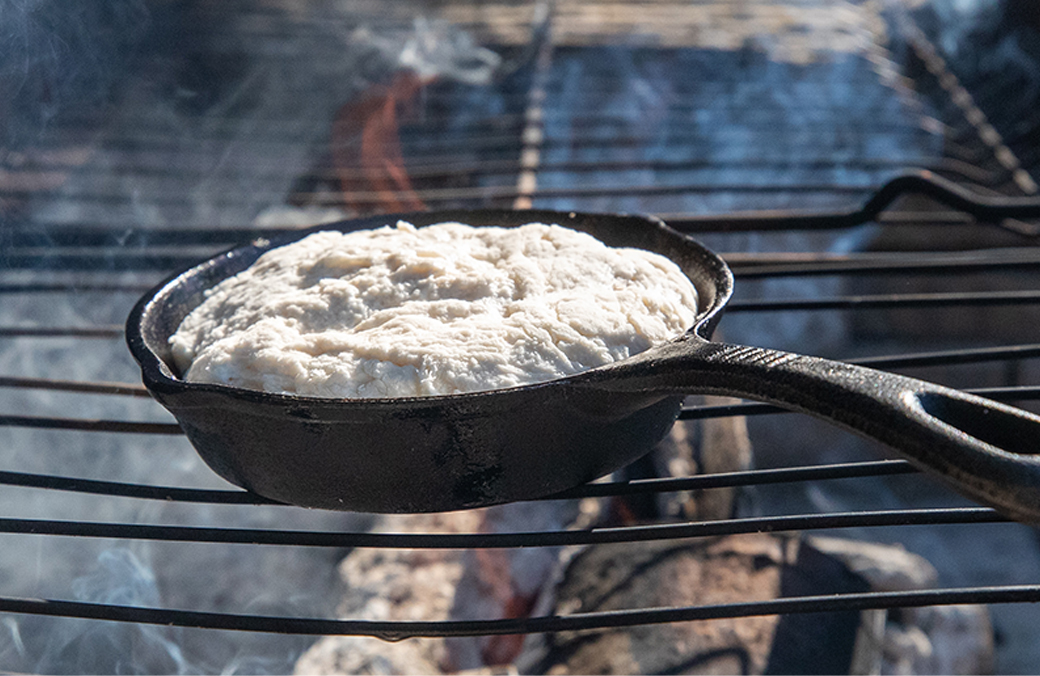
810,536,995,676
294,512,478,675
171,221,698,398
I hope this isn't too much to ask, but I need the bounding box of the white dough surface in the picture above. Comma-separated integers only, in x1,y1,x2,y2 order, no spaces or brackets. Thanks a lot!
169,221,698,398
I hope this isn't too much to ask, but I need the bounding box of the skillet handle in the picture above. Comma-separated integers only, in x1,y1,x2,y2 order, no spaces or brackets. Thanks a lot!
596,339,1040,523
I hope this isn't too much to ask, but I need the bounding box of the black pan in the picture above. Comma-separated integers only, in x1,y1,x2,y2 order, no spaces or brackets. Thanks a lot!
127,210,1040,520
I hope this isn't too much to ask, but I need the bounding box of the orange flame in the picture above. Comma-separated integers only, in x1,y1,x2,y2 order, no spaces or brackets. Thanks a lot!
331,70,427,213
472,547,540,667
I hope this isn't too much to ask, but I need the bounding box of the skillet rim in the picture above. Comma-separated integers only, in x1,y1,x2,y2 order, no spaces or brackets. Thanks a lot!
125,208,734,408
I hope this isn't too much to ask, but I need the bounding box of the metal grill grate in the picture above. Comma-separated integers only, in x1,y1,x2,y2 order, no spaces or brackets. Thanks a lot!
2,178,1040,637
2,1,1040,673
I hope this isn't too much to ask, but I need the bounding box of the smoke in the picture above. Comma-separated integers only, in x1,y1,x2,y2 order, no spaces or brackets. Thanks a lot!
354,16,502,86
0,0,151,146
534,41,943,352
0,547,193,675
17,3,507,232
0,3,509,673
34,549,191,675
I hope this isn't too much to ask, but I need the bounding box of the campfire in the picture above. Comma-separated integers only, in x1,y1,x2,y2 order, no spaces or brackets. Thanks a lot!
1,1,1039,674
329,70,428,214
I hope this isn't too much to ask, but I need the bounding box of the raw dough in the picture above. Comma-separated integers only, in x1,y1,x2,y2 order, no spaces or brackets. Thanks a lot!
170,221,698,398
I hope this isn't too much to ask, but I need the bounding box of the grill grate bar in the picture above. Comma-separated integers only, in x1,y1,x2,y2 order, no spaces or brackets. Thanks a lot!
0,253,223,272
729,250,1040,277
12,153,998,189
0,376,149,397
7,232,1036,270
1,344,1036,399
14,251,1040,278
0,508,1008,549
850,344,1040,369
666,172,1040,232
0,471,274,504
0,460,918,505
49,103,943,140
0,472,276,503
551,460,918,499
0,283,157,294
4,385,1037,433
0,414,181,435
0,327,124,338
55,122,939,156
11,246,1037,276
15,245,1040,276
2,228,283,248
8,384,1040,432
2,584,1040,638
0,210,1007,251
20,150,974,174
40,107,947,144
727,290,1040,312
8,182,887,211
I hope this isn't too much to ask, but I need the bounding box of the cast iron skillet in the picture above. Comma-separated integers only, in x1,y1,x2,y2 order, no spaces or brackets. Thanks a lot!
127,209,1040,520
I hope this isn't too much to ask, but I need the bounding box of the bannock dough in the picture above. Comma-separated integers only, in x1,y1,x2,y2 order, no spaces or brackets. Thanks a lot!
170,221,698,398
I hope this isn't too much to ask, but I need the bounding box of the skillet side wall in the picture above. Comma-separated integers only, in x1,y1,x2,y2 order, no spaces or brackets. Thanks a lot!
128,210,725,511
164,386,683,512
